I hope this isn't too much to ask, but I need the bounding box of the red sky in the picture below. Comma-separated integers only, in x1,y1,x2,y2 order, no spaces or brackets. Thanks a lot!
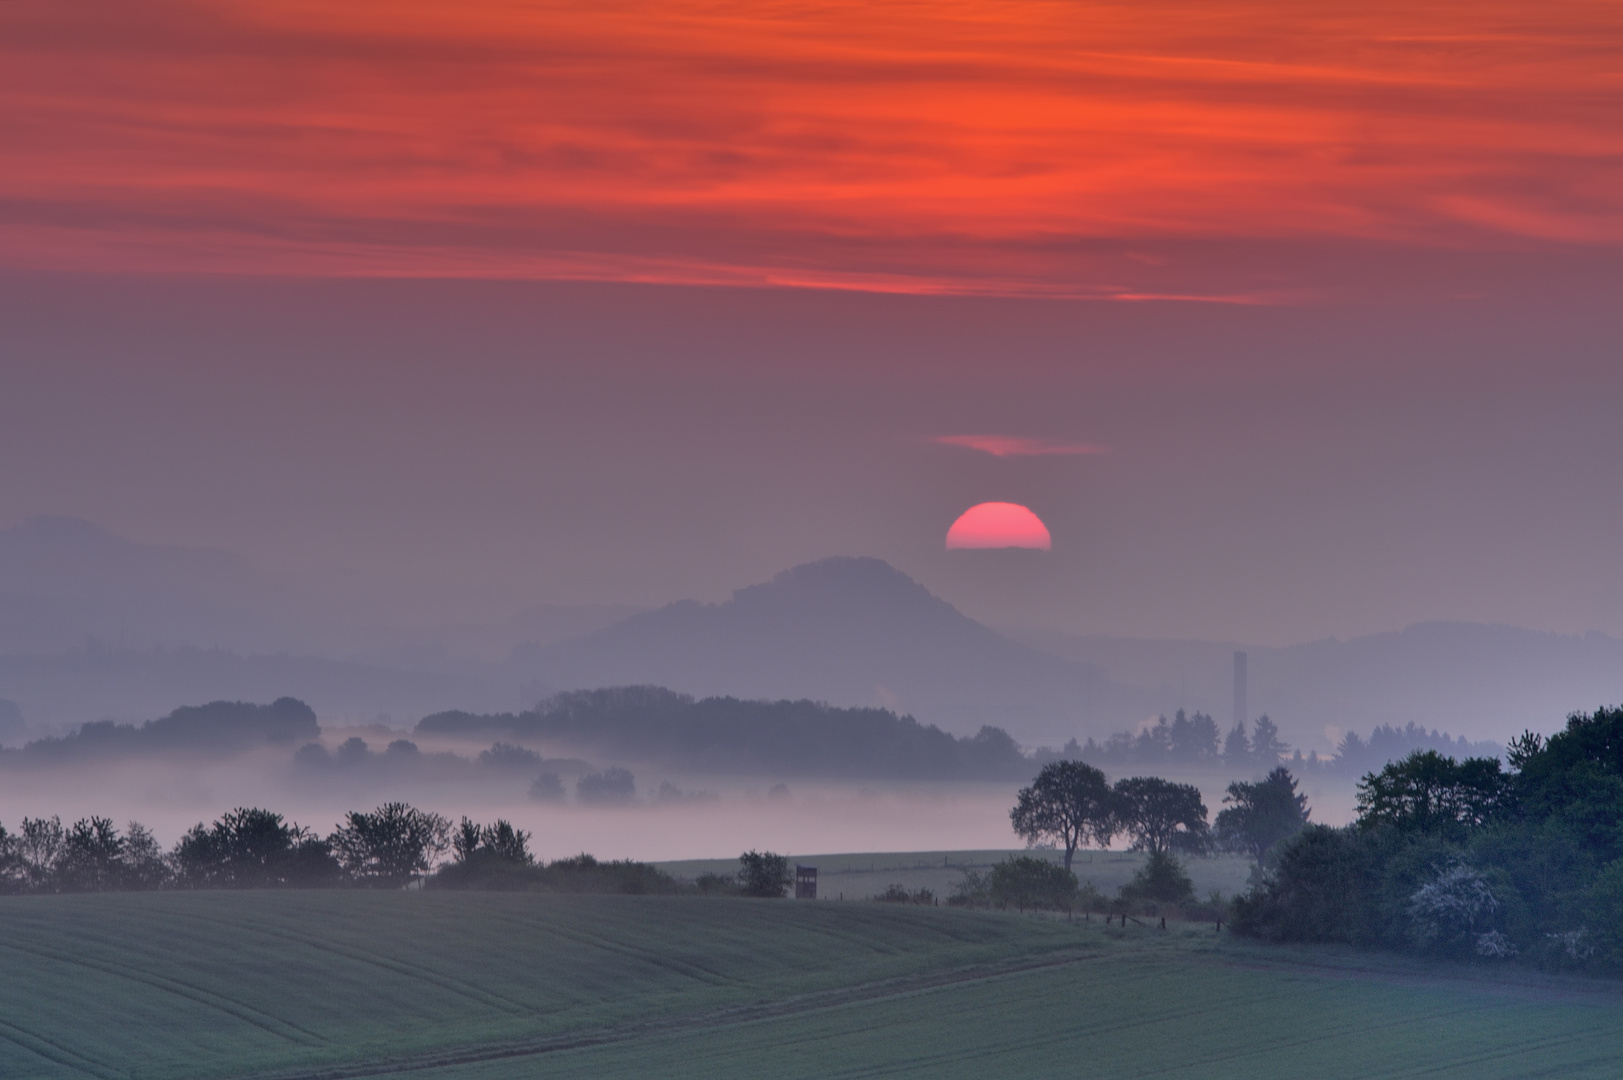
4,0,1620,299
3,1,1622,648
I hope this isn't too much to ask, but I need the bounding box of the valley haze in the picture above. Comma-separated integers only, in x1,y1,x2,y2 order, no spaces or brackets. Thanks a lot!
0,517,1612,754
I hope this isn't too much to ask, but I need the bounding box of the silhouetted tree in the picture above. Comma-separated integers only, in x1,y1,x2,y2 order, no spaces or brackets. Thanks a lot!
121,822,169,889
738,850,791,897
1250,715,1288,765
1355,750,1506,839
1114,777,1209,855
57,817,125,892
1011,760,1117,870
1223,721,1251,765
1168,710,1221,762
173,807,339,888
1215,767,1310,862
330,803,450,887
452,817,533,865
15,816,64,891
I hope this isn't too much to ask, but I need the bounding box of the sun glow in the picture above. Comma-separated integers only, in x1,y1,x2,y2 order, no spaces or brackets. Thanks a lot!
945,503,1052,550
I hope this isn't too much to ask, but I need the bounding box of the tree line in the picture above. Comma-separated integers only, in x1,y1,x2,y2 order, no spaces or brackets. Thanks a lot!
1010,759,1309,871
1233,706,1623,973
0,804,823,899
418,686,1034,780
1044,711,1499,777
0,803,671,894
0,804,451,893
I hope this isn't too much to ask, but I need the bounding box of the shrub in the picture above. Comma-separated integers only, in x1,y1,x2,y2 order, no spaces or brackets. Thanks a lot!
875,884,935,904
694,871,739,894
988,856,1079,912
947,868,991,908
1407,862,1502,956
1119,850,1195,905
738,850,791,897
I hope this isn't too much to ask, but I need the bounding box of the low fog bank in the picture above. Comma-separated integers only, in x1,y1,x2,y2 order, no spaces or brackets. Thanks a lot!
0,760,1360,866
4,519,1618,754
0,695,1366,860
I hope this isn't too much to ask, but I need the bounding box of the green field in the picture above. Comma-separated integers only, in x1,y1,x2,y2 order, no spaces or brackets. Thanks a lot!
656,848,1257,900
2,891,1620,1080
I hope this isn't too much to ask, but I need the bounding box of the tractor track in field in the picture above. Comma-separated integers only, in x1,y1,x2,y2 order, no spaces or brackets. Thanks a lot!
236,945,1108,1080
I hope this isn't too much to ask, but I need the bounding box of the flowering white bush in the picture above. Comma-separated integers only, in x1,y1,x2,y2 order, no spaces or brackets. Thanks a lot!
1408,862,1499,950
1547,928,1594,961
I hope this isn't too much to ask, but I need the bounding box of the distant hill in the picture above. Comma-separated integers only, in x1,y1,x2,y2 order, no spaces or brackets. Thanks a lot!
507,558,1140,743
3,697,319,763
419,685,1036,780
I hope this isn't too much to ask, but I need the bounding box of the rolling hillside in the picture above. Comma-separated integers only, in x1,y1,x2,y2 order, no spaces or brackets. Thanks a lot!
1,891,1621,1080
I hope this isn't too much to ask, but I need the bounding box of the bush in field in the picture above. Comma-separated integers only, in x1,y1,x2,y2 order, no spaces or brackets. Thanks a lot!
330,803,451,888
540,854,679,894
875,883,935,905
1406,862,1504,956
989,856,1078,913
430,818,535,889
947,868,991,908
1120,850,1195,905
738,850,791,897
695,871,740,894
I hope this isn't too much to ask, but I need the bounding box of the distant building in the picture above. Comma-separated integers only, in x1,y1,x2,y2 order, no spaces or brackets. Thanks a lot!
795,864,817,899
1233,651,1248,730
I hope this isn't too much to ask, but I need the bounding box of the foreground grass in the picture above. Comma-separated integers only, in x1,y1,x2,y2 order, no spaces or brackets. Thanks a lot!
1,892,1619,1080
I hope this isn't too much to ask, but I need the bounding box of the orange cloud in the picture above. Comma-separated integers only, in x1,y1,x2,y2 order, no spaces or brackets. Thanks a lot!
1,0,1618,297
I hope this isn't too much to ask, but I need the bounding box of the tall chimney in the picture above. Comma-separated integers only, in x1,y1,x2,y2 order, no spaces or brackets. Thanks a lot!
1233,650,1248,730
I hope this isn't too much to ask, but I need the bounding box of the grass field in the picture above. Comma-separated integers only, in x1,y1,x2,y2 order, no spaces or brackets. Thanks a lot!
2,890,1620,1080
655,848,1257,900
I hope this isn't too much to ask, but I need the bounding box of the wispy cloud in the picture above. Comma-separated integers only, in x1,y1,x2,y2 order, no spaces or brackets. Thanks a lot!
1,0,1618,295
934,435,1110,458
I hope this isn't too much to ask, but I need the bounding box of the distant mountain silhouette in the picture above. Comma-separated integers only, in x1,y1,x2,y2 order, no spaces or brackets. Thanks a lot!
4,697,320,763
508,557,1137,742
